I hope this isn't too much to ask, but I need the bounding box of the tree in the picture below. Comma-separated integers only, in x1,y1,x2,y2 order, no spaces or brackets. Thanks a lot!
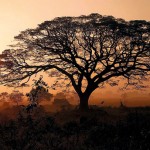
0,14,150,110
0,91,23,109
0,92,9,102
9,90,24,106
0,91,23,105
26,76,53,105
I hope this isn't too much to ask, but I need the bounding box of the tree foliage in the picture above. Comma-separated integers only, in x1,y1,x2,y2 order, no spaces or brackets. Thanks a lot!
26,76,53,105
0,13,150,110
9,90,24,106
0,90,24,106
0,92,9,102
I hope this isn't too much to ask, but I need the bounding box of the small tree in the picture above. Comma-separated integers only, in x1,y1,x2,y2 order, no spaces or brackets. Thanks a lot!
0,92,9,102
9,90,24,106
26,76,53,105
0,14,150,110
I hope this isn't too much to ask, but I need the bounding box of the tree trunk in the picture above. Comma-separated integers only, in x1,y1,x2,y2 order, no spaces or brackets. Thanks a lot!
79,93,90,111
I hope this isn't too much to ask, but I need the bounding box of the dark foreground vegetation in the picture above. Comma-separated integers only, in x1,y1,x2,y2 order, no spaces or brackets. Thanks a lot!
0,106,150,150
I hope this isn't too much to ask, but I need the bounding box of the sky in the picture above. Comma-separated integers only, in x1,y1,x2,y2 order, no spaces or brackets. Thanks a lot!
0,0,150,106
0,0,150,52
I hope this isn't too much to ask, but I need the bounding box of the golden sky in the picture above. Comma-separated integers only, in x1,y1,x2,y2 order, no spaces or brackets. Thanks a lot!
0,0,150,106
0,0,150,52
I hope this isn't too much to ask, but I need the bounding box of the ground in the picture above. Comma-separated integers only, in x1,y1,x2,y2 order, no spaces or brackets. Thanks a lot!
0,105,150,149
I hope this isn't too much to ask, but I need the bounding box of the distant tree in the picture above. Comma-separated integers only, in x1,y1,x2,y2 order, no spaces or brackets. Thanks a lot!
0,14,150,110
26,76,53,105
9,90,24,106
0,92,9,102
0,91,23,109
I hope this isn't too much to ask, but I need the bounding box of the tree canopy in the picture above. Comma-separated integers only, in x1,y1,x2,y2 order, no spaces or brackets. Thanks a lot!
0,13,150,110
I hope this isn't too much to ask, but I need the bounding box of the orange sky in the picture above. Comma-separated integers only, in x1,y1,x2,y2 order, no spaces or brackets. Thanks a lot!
0,0,150,51
0,0,150,106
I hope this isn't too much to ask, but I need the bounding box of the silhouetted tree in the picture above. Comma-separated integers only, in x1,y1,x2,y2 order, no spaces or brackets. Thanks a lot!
9,90,24,106
0,14,150,110
26,76,53,104
0,92,9,102
24,76,53,113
